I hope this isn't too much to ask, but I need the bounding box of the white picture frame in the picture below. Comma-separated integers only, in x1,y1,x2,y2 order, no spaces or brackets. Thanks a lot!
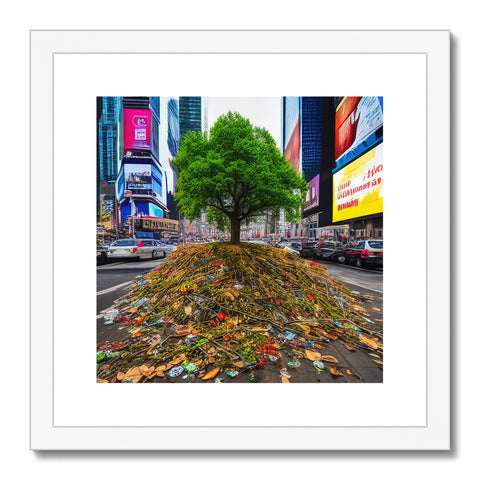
30,30,450,450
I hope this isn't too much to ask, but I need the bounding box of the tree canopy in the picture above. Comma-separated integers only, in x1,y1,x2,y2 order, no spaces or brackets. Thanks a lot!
173,111,307,244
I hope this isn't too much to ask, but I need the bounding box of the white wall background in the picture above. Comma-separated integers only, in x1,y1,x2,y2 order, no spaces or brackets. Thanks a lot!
3,0,475,477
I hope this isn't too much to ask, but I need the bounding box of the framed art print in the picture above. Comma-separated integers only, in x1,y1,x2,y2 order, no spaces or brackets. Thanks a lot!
30,30,450,450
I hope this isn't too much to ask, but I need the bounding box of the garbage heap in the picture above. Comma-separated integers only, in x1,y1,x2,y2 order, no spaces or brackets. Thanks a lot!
97,242,382,383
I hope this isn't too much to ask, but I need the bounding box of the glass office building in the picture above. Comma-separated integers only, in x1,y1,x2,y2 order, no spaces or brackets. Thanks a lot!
179,97,202,140
301,97,323,183
167,98,180,158
98,96,122,183
281,97,336,231
281,96,302,175
301,97,336,228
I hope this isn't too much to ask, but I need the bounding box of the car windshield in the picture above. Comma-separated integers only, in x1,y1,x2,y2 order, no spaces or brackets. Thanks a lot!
111,239,137,247
367,240,383,248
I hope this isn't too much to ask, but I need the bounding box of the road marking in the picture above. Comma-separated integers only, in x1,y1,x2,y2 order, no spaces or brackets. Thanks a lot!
97,261,127,269
332,276,383,295
97,280,133,296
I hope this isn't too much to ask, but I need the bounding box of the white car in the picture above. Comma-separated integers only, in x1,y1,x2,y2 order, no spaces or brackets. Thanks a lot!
107,238,167,260
283,244,301,255
276,241,301,255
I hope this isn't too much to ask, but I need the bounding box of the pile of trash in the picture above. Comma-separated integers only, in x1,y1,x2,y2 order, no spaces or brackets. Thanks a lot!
97,242,382,383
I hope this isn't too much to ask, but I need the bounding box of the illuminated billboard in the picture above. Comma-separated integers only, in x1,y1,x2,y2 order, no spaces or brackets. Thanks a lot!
124,164,152,190
283,97,301,174
332,144,383,223
303,174,320,213
123,109,151,151
335,96,383,164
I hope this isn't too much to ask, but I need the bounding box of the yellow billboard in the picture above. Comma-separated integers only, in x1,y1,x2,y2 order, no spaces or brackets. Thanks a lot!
332,144,383,223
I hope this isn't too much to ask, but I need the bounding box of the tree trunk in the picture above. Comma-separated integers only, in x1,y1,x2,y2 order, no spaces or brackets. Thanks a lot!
230,216,241,245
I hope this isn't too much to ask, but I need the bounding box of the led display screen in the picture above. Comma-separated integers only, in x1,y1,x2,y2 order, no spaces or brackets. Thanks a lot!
332,144,383,222
123,109,151,150
335,97,383,163
124,164,152,190
303,174,320,213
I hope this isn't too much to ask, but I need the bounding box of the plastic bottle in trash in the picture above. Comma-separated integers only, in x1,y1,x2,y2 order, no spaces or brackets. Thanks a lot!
104,309,119,325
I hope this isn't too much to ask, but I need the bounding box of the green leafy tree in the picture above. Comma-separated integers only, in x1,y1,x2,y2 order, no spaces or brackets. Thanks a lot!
173,112,307,244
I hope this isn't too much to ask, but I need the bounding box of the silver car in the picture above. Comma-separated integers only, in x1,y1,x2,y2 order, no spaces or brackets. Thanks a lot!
107,238,167,260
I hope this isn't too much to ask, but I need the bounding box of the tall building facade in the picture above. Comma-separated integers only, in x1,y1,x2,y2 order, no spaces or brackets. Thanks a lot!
115,97,171,238
98,96,122,183
167,98,180,158
281,96,301,175
97,96,122,228
179,97,206,140
331,96,384,240
281,97,336,235
301,97,336,230
301,97,335,184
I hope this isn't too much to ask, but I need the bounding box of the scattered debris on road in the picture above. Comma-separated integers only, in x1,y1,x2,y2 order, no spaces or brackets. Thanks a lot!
97,242,382,383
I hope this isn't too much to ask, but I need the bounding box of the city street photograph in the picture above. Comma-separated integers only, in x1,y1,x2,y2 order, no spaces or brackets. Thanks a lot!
96,96,384,384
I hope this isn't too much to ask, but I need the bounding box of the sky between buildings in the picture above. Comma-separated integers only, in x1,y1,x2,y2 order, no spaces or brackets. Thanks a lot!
206,97,282,149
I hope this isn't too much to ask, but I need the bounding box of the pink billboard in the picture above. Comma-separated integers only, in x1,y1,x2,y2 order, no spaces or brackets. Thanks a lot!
123,109,151,151
303,174,320,213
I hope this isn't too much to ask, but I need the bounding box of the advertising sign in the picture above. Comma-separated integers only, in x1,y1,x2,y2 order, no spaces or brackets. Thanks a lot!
332,144,383,223
335,96,383,162
124,164,152,190
303,174,320,213
283,97,301,174
123,109,151,150
101,200,113,220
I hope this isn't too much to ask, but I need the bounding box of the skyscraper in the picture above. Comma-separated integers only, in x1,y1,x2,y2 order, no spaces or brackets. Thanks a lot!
167,98,180,158
98,96,122,183
301,97,336,227
281,96,336,232
97,96,122,226
301,97,335,184
179,97,202,140
281,96,301,175
115,96,169,234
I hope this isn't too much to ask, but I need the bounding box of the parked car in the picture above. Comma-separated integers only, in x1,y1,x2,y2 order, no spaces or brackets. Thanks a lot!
314,241,347,263
157,242,174,254
343,239,383,268
299,241,320,258
276,241,302,255
96,245,109,264
107,238,167,261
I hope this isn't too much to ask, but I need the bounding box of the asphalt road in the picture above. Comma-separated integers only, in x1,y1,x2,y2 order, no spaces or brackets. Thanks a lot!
97,257,169,315
319,261,383,295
